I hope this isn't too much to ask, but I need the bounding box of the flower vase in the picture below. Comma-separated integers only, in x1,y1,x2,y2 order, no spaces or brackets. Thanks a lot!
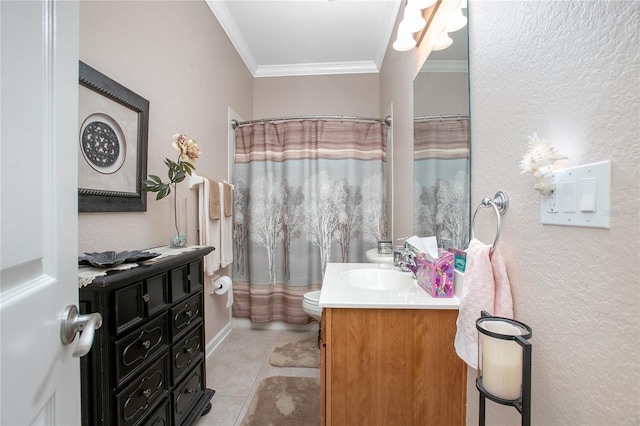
170,194,188,248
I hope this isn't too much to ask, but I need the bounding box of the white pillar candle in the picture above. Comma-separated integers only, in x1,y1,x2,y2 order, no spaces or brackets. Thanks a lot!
481,320,523,400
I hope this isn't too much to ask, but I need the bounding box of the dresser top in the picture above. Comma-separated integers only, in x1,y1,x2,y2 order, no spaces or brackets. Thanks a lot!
79,245,214,289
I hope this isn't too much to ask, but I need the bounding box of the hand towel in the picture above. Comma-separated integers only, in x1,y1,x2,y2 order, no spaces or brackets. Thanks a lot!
219,182,234,268
209,179,221,220
198,177,221,274
223,182,233,217
454,238,513,369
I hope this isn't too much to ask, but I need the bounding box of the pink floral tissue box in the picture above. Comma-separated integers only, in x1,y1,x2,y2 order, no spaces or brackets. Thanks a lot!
416,250,455,298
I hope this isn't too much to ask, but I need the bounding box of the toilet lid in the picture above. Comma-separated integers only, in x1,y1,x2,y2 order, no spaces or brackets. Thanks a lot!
303,290,321,304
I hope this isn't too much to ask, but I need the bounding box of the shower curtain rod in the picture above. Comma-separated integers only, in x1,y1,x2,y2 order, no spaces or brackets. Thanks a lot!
231,115,392,129
414,114,469,122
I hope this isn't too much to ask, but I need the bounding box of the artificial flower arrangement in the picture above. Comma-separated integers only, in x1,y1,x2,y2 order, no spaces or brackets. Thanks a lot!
143,133,200,199
143,133,200,247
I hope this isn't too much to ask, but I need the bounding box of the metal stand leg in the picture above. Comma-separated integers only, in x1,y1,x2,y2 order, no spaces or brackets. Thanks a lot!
479,392,486,426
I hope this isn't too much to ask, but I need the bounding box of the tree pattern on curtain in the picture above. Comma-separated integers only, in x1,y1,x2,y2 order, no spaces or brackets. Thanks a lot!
413,118,470,249
232,120,388,324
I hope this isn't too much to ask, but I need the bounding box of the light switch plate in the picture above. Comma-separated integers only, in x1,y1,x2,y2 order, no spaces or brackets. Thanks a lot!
540,160,611,228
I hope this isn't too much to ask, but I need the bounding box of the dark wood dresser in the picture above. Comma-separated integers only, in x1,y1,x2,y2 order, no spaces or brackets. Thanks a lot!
79,246,215,426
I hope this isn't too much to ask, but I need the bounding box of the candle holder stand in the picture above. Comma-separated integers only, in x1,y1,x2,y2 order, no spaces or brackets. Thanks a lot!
476,311,532,426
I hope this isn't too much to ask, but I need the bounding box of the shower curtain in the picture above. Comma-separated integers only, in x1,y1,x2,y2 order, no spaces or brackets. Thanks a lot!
413,118,470,249
232,119,388,324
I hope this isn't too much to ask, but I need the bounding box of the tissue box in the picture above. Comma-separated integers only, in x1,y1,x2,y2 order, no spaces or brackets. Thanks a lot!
416,250,455,298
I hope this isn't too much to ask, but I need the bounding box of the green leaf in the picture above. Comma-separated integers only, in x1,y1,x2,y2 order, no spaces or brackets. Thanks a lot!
174,170,187,183
156,184,170,200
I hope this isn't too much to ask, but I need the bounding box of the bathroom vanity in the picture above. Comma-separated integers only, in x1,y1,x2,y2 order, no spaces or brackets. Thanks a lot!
319,263,466,426
78,246,214,426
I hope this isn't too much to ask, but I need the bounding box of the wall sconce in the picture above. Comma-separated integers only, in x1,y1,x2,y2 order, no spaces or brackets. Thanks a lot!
476,311,533,426
520,133,568,195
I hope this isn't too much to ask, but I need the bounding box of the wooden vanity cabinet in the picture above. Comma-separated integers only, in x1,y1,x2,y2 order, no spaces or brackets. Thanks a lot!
79,247,214,426
321,308,466,426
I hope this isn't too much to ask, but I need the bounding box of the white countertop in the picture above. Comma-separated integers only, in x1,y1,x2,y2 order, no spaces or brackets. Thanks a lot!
319,263,462,310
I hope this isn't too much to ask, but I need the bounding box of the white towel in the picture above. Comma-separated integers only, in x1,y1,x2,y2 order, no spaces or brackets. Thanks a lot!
198,178,221,274
219,182,233,268
454,238,513,369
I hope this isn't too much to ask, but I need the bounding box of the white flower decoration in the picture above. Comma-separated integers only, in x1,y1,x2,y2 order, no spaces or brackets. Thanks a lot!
520,133,566,177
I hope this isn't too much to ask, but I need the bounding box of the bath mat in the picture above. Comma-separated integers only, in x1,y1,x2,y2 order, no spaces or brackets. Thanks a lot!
269,331,320,368
240,376,320,426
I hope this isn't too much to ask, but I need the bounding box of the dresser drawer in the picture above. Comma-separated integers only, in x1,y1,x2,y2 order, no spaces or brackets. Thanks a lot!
169,260,204,303
115,314,169,387
170,293,202,341
171,361,205,426
171,327,203,385
116,355,169,426
140,398,169,426
113,276,169,336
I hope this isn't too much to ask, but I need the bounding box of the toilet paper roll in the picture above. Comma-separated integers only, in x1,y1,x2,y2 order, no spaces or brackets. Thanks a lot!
213,276,233,308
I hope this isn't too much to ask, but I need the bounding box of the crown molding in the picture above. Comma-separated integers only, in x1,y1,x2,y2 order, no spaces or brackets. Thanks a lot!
254,61,379,78
206,0,258,76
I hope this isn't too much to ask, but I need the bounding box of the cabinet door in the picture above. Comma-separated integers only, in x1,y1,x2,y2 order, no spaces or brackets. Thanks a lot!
145,273,169,317
188,260,203,293
170,266,189,302
113,282,145,335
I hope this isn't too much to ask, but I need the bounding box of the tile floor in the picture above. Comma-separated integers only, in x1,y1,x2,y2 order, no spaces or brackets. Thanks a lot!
196,326,321,426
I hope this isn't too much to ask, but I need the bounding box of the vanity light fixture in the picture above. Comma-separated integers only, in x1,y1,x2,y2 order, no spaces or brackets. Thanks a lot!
409,0,438,9
445,6,467,32
432,31,453,51
393,22,418,51
402,2,427,33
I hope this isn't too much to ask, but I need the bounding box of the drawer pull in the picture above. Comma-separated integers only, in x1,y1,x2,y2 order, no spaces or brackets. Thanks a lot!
185,310,193,317
143,388,151,398
186,348,193,354
142,340,151,349
142,294,150,302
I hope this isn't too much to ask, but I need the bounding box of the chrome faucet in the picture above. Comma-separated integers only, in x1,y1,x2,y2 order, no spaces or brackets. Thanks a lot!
394,243,418,278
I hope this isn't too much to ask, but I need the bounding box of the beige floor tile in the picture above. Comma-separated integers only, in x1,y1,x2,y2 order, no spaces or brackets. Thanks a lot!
202,326,321,426
195,395,245,426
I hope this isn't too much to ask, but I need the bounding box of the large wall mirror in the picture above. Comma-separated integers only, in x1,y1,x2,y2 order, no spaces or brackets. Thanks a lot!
413,9,470,250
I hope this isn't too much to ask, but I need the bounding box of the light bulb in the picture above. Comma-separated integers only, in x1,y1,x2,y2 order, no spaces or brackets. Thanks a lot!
446,7,467,33
433,31,452,51
408,0,437,9
400,3,426,33
393,24,417,51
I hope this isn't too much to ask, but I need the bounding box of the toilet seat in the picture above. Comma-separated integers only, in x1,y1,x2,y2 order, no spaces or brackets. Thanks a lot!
302,290,322,321
303,290,321,305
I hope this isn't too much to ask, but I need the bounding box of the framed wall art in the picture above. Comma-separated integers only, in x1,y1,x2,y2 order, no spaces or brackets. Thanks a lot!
78,61,149,212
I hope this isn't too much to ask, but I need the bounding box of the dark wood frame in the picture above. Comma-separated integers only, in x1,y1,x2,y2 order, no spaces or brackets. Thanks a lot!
78,61,149,212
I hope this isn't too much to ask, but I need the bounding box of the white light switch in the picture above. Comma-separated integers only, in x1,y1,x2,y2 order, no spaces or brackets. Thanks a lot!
562,181,577,213
540,160,611,228
580,178,597,212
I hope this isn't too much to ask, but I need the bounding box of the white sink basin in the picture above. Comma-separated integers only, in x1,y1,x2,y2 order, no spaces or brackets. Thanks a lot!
341,268,415,291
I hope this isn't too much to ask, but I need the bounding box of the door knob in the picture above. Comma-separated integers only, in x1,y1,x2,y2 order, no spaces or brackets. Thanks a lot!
60,305,102,357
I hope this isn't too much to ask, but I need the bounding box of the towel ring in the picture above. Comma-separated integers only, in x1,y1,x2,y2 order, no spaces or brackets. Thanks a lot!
471,191,509,253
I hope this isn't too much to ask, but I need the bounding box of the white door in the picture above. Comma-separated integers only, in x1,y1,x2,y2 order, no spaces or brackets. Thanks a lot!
1,1,82,424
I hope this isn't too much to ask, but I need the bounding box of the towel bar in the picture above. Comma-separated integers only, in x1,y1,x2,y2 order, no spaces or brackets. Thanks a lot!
471,191,509,252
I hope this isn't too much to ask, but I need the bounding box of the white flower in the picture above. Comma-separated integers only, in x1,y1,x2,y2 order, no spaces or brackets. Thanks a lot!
520,133,566,177
172,133,200,163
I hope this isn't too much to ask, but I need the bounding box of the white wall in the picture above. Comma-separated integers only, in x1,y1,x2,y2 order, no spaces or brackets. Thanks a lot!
468,1,639,424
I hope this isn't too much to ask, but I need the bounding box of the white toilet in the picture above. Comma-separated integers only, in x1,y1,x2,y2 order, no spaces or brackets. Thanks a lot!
302,290,322,321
